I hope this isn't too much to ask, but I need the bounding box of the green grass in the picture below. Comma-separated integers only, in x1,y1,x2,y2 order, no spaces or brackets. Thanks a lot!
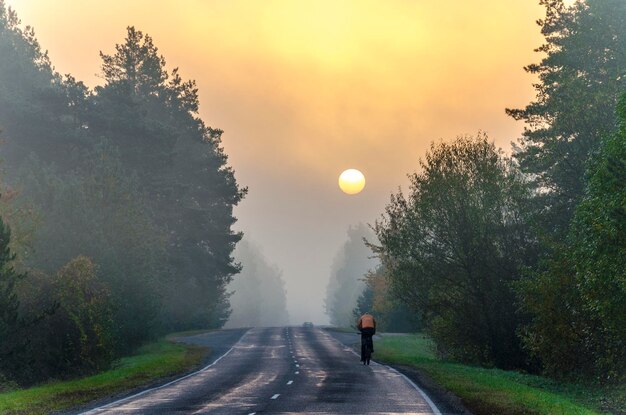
165,328,217,340
0,339,208,415
375,334,625,415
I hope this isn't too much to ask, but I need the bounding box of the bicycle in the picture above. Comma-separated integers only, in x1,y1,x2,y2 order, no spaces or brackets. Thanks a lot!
360,332,374,365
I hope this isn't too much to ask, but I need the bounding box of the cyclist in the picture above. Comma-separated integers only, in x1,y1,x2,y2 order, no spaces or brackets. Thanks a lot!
357,312,376,365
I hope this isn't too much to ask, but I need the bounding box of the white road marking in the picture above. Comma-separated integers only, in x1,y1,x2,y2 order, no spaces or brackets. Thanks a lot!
295,364,300,367
324,330,443,415
271,394,280,400
287,380,293,385
295,371,299,374
78,330,252,415
384,365,442,415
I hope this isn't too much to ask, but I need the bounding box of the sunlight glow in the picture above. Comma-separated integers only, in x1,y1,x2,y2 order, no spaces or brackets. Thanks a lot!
338,169,365,195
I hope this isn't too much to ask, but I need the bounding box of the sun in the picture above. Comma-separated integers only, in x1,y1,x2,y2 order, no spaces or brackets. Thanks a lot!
338,169,366,195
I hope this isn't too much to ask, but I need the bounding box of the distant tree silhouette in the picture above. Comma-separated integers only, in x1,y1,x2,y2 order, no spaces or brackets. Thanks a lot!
325,224,377,328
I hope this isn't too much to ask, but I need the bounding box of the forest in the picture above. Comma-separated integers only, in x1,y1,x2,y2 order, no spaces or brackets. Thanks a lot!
0,1,250,385
346,0,626,384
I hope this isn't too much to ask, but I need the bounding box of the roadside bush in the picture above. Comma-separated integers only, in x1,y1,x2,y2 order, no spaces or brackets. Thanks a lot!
0,215,27,380
53,256,115,373
11,256,114,384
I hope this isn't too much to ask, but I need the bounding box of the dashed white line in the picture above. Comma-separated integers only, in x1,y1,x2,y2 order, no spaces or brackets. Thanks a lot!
78,329,251,415
271,394,280,400
287,380,293,385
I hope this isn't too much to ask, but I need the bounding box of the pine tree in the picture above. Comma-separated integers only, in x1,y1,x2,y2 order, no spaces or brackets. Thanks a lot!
90,27,246,329
506,0,626,235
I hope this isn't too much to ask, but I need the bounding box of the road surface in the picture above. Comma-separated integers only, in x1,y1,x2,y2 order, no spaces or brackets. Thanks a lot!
80,327,440,414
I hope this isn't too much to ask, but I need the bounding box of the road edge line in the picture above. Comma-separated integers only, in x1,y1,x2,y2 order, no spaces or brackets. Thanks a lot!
322,329,442,415
384,365,443,415
78,328,252,414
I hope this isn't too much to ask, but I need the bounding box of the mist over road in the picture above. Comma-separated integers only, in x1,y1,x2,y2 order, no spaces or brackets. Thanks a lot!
79,327,439,414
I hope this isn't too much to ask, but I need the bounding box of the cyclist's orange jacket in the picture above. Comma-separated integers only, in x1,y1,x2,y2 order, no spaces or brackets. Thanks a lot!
357,313,376,330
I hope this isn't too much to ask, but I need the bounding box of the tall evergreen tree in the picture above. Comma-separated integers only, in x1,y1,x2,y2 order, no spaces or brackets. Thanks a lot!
518,94,626,382
89,27,246,329
506,0,626,235
0,1,86,170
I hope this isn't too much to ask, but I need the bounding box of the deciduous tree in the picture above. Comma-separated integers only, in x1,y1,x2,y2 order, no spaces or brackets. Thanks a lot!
372,134,536,368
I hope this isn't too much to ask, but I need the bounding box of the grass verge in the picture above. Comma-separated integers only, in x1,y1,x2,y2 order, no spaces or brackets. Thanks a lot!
0,339,208,415
375,334,625,415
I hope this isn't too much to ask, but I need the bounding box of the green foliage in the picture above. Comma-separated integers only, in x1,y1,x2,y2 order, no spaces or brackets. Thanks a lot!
0,4,245,386
372,134,536,369
506,0,626,235
0,338,207,415
352,266,420,333
375,334,623,415
88,27,246,331
16,146,165,352
0,216,25,360
53,257,114,373
518,94,626,382
7,257,114,385
0,1,86,169
324,224,377,327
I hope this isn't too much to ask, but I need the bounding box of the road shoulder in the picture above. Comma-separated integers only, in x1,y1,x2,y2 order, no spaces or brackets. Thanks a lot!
59,328,248,415
324,328,473,415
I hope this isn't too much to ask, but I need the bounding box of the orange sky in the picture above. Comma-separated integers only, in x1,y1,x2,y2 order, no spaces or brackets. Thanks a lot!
7,0,547,323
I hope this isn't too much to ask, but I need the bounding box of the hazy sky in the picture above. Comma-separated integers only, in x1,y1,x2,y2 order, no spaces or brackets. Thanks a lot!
7,0,548,323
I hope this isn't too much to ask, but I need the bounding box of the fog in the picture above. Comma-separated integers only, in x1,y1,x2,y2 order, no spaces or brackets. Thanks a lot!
225,238,289,328
3,0,624,394
325,224,379,327
3,0,549,325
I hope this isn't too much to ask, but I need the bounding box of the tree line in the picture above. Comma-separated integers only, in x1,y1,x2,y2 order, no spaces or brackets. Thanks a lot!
0,2,246,385
225,238,289,328
365,0,625,383
324,224,419,333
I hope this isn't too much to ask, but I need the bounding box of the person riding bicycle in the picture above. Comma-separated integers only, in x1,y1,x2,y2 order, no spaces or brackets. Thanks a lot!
357,312,376,365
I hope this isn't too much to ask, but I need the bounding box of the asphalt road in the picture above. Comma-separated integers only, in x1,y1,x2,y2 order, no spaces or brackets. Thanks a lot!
81,327,440,414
